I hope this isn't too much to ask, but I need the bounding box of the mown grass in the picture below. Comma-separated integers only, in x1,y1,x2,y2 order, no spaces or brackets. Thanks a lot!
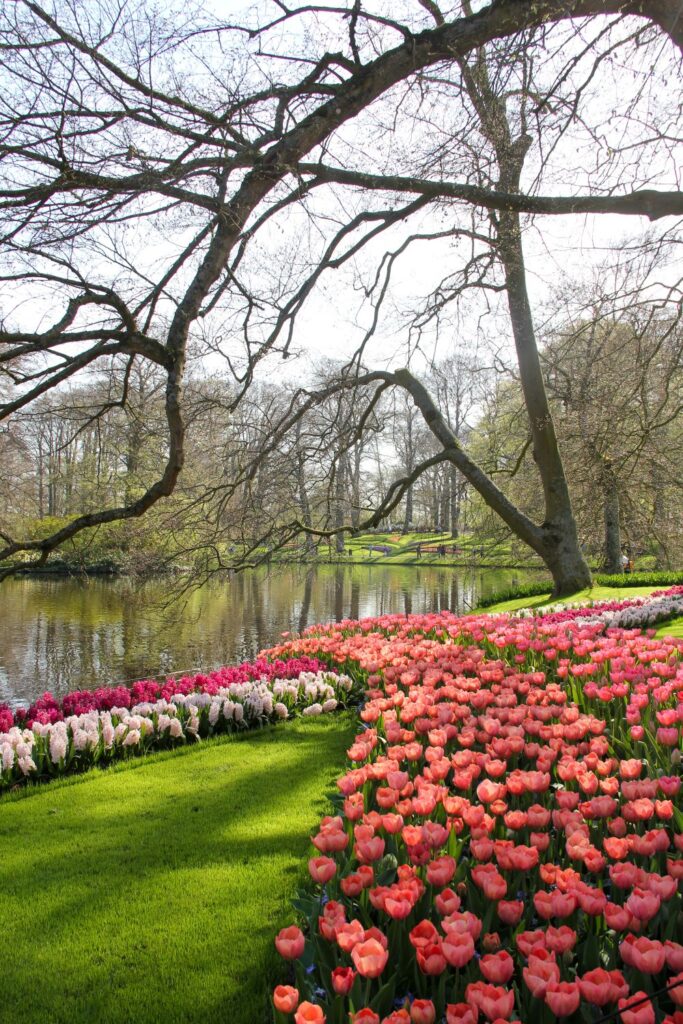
340,531,517,566
478,585,683,639
482,585,665,614
0,715,357,1024
655,618,683,639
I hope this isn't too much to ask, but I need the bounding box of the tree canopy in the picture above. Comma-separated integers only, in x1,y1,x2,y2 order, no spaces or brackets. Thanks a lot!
1,0,681,591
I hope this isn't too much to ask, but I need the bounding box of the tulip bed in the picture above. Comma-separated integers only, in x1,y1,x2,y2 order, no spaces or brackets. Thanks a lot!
266,590,683,1024
0,658,357,790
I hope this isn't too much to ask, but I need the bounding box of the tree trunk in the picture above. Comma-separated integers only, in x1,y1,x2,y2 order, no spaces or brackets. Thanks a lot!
402,408,414,533
37,435,45,518
454,43,591,597
539,518,595,595
431,486,440,532
394,368,591,596
440,487,449,535
650,462,667,567
403,485,413,534
351,443,362,530
602,461,622,573
497,221,591,594
125,418,143,506
450,466,460,539
296,454,317,556
334,458,345,553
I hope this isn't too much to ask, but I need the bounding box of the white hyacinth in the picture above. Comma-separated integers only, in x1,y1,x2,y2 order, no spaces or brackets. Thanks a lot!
302,703,323,716
49,727,68,764
18,755,36,776
0,668,354,788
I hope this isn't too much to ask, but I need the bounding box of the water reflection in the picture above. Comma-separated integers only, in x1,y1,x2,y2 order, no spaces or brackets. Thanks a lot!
0,564,546,706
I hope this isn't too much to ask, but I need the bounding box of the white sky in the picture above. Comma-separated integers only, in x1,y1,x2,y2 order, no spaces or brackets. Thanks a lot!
3,0,682,394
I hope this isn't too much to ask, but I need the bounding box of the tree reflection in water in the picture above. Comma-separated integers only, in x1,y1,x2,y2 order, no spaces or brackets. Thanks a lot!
0,565,542,706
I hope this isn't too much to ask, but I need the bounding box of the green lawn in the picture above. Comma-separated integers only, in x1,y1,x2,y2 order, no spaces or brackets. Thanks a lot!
482,584,662,614
0,716,357,1024
479,584,683,638
341,531,517,566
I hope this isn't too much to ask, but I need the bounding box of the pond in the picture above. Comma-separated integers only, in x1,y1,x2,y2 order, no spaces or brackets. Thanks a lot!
0,564,547,707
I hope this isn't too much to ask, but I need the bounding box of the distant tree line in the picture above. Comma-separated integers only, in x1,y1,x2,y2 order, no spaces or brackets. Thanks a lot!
4,291,683,573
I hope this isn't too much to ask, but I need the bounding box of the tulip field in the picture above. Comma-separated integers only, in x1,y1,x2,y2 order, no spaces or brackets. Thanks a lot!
267,587,683,1024
2,584,683,1024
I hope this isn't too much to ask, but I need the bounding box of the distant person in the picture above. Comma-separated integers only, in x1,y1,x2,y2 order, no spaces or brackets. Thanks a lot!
621,551,630,574
438,544,446,558
416,544,421,559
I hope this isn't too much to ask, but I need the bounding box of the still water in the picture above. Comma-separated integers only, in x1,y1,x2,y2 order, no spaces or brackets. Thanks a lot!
0,565,545,707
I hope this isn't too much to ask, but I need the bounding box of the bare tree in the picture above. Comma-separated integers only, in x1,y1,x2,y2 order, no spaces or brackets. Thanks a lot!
0,1,681,591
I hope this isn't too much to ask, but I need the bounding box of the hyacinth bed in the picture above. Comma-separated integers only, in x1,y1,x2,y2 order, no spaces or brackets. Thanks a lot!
0,657,356,790
264,586,683,1024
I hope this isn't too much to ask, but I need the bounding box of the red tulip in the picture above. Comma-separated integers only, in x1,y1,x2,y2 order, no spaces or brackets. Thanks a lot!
435,887,461,916
409,919,440,950
340,873,364,898
497,900,523,926
331,966,355,996
417,940,448,975
336,920,365,954
410,999,436,1024
426,855,456,887
465,982,514,1022
523,954,560,1000
619,935,666,974
295,1002,325,1024
355,836,385,863
350,1013,379,1024
446,1004,478,1024
443,931,475,969
480,951,514,984
579,968,615,1007
618,992,655,1024
545,926,576,954
671,972,683,1009
273,986,299,1013
308,856,337,884
626,887,661,923
275,925,305,960
545,980,580,1017
351,938,389,978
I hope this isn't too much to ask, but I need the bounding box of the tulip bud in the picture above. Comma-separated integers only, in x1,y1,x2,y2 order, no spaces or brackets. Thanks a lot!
482,932,501,953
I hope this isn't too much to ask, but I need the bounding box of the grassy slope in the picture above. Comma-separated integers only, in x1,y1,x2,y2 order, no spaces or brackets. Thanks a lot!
0,716,357,1024
482,585,661,615
314,531,519,566
480,584,683,638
